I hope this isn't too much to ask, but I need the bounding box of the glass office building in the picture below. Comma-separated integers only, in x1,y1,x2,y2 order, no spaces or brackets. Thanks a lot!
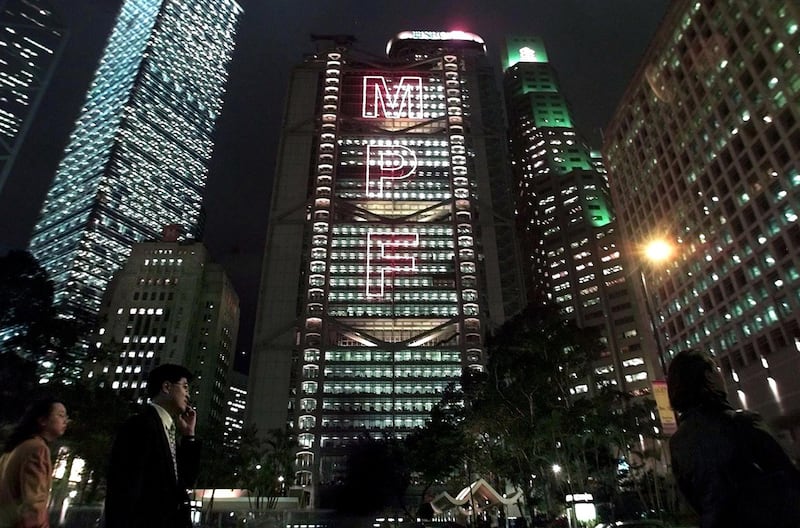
28,0,241,325
605,0,800,432
249,31,525,504
0,0,66,194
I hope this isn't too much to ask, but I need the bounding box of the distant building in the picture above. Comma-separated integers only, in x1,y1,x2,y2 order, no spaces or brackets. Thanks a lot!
224,370,247,448
90,232,240,430
503,36,657,397
249,31,525,504
604,0,800,434
28,0,241,328
0,0,67,195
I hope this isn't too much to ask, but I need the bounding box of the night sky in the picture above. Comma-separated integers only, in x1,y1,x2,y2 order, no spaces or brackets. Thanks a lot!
0,0,670,368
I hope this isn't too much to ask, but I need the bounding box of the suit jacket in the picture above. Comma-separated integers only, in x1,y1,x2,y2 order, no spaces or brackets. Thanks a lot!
103,406,200,528
0,436,52,528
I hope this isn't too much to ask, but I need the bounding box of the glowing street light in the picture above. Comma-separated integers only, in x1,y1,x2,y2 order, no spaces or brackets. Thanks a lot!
638,237,675,375
643,238,674,264
552,464,562,475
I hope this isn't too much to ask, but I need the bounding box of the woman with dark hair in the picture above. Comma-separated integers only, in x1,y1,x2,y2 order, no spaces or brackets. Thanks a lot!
667,349,800,528
0,397,68,528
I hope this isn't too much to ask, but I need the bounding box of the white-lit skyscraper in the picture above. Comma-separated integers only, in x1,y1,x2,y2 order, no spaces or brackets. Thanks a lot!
28,0,241,324
0,0,67,194
249,32,525,504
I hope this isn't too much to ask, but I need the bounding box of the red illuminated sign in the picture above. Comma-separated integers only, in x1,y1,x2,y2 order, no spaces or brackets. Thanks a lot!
365,231,419,297
362,76,423,119
366,145,417,197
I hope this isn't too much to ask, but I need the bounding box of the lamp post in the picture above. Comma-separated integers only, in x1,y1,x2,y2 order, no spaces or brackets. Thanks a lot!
639,239,674,376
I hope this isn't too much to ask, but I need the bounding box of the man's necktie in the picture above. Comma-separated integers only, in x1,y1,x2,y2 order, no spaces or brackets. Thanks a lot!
167,422,178,480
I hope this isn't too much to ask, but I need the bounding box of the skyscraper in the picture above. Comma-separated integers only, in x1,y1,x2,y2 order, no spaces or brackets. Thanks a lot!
604,0,800,431
91,233,240,431
0,0,67,194
503,37,657,397
28,0,241,325
249,31,525,503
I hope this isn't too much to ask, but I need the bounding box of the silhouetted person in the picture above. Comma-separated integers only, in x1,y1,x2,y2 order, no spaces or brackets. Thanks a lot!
103,364,200,528
0,397,69,528
668,349,800,528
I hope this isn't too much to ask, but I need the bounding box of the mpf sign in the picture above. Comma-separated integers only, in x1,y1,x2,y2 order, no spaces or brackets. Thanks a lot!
362,76,423,119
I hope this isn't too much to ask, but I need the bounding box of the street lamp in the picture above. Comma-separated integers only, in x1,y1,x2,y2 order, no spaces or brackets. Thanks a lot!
639,238,674,375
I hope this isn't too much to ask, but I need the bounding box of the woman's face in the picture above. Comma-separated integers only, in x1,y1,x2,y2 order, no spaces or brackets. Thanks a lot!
40,403,69,440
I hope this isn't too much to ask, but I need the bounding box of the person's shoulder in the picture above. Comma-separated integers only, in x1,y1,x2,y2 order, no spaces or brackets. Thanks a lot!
119,405,160,431
13,437,49,458
726,408,766,430
728,408,761,422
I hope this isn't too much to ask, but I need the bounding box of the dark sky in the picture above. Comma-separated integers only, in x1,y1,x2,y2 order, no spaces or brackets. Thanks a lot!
0,0,669,368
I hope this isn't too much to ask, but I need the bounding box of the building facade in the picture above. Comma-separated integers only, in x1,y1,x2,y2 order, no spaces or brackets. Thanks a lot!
91,234,240,430
0,0,66,195
28,0,241,325
503,37,657,398
604,0,800,434
249,31,525,502
224,370,248,448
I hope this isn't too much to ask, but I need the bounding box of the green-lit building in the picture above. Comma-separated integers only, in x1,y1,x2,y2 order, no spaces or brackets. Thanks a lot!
503,37,657,397
249,31,525,506
604,0,800,435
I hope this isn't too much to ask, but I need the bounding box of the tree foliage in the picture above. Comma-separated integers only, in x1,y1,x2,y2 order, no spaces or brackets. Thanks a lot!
405,406,469,499
333,435,410,515
234,427,297,510
0,250,86,382
457,303,660,519
49,384,138,504
0,250,53,330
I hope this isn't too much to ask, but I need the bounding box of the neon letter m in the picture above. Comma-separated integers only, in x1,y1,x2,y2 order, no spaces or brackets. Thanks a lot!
362,76,423,119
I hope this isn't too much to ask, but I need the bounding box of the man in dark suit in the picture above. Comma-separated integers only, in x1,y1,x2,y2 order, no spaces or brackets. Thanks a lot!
104,364,201,528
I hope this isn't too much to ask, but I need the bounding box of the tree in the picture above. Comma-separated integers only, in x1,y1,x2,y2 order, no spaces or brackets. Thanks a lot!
461,303,606,519
0,250,86,382
0,250,53,331
405,406,470,501
458,303,669,522
333,434,410,515
235,427,297,511
0,352,38,427
48,384,138,504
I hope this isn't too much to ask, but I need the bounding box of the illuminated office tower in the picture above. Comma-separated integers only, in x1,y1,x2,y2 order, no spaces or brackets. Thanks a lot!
0,0,66,194
503,37,656,397
249,32,525,501
224,370,247,448
27,0,241,326
91,231,240,430
604,0,800,429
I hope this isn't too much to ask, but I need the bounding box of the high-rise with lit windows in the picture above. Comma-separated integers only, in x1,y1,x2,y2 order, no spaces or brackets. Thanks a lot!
249,31,525,504
0,0,67,195
224,370,247,448
91,232,240,430
503,37,656,397
604,0,800,435
27,0,241,326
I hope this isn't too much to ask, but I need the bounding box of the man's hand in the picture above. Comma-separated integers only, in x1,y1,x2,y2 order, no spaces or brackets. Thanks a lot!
176,405,197,436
